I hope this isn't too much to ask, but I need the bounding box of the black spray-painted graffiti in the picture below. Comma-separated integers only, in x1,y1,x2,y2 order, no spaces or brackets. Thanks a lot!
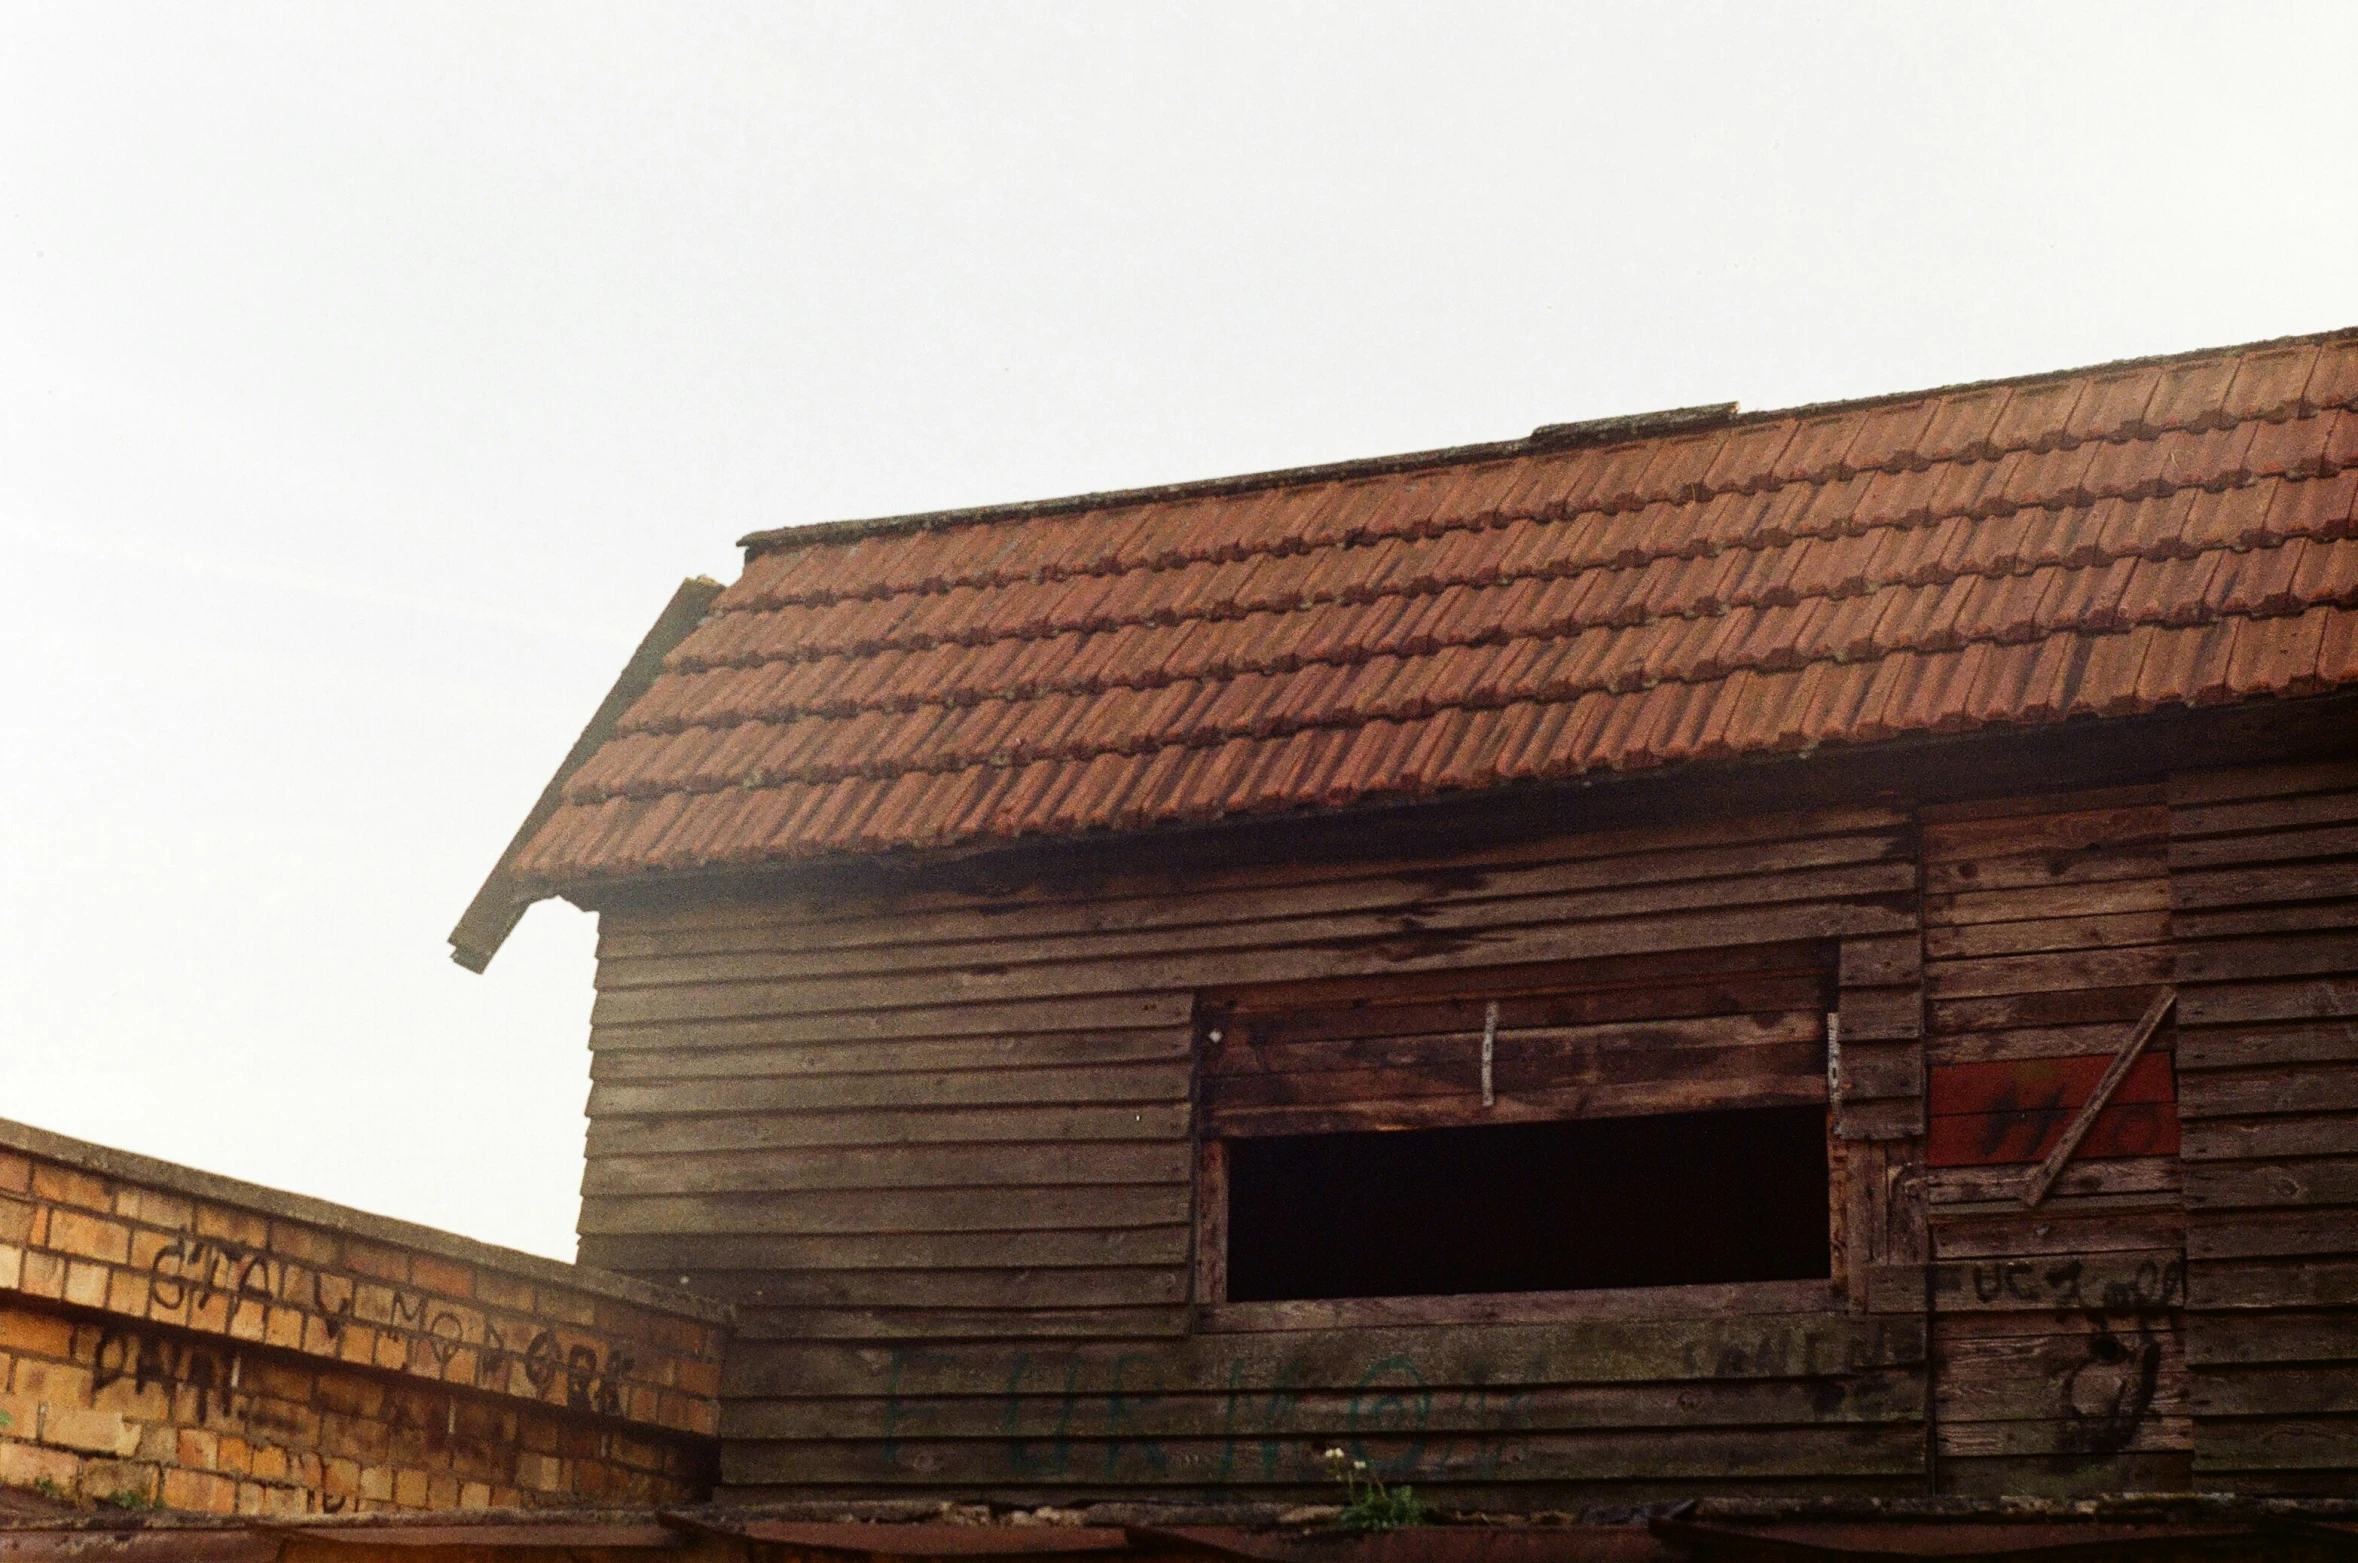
92,1323,516,1514
135,1236,635,1416
1969,1254,2184,1459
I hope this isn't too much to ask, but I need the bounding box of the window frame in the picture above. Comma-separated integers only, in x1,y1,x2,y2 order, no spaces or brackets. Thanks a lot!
1189,941,1860,1330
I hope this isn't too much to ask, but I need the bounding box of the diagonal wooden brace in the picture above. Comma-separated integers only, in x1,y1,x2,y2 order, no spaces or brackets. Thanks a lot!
2020,987,2177,1209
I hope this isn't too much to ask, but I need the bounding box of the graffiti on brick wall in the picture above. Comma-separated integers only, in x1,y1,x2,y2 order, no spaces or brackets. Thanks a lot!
136,1236,636,1414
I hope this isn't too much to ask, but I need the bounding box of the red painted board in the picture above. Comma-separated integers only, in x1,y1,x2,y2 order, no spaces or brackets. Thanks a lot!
1928,1052,2175,1118
1927,1099,2180,1167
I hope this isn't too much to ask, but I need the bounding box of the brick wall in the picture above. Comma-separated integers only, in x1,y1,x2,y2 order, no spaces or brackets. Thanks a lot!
0,1118,726,1516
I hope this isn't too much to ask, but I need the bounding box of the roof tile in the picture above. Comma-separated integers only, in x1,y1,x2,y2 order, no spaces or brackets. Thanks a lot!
2305,338,2358,412
2224,344,2321,423
2064,366,2165,443
2145,353,2242,432
509,329,2358,878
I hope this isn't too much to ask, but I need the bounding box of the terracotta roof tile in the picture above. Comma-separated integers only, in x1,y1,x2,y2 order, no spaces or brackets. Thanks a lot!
503,328,2358,878
1915,387,2013,465
2306,338,2358,411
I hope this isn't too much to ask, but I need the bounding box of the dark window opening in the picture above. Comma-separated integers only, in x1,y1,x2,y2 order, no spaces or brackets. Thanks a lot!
1223,1106,1830,1302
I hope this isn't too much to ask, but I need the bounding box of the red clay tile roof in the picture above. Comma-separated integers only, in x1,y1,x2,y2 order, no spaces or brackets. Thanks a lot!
512,329,2358,883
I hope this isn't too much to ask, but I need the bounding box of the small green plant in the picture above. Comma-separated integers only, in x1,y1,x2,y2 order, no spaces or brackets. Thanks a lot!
100,1489,162,1512
31,1477,68,1502
1320,1445,1427,1531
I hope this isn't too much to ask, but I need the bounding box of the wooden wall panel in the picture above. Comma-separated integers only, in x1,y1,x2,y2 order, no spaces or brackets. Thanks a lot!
1918,790,2191,1497
2169,759,2358,1493
581,804,1925,1504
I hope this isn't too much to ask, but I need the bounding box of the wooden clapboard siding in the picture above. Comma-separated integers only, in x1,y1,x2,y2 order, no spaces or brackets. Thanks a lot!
2168,758,2358,1491
1199,944,1833,1137
1918,790,2191,1497
580,803,1925,1501
715,1308,1927,1502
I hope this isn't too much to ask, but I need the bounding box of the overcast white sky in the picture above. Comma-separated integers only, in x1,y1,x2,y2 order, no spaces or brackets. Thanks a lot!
3,3,2353,1261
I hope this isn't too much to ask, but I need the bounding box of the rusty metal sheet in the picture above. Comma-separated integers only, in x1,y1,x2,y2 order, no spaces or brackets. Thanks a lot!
1649,1517,2269,1560
0,1532,279,1563
1130,1526,1670,1563
282,1526,680,1549
729,1524,1130,1557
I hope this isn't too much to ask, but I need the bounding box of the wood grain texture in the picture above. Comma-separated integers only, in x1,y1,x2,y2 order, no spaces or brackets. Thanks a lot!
584,804,1925,1501
2168,760,2358,1483
1918,789,2191,1494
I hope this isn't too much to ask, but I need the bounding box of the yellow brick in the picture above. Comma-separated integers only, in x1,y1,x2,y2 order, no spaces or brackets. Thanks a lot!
186,1291,230,1335
192,1204,269,1249
249,1443,289,1482
259,1483,307,1516
41,1405,138,1457
116,1187,194,1230
432,1301,487,1345
374,1333,407,1372
532,1290,597,1328
267,1221,340,1267
352,1283,396,1327
359,1464,394,1502
30,1164,112,1213
78,1457,158,1506
0,1152,30,1195
472,1271,533,1312
426,1473,460,1508
161,1464,237,1514
226,1297,268,1343
460,1480,492,1508
89,1366,168,1419
300,1315,339,1357
215,1434,251,1476
45,1210,131,1267
344,1242,411,1284
393,1467,429,1508
177,1427,218,1469
62,1261,109,1310
0,1197,35,1246
323,1456,360,1499
0,1437,78,1489
105,1266,147,1317
19,1252,66,1301
127,1228,177,1272
14,1356,92,1404
409,1254,473,1300
264,1306,304,1350
0,1245,22,1293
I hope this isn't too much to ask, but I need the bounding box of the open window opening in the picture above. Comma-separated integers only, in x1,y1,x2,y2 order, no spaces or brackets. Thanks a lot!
1198,942,1839,1307
1223,1106,1831,1302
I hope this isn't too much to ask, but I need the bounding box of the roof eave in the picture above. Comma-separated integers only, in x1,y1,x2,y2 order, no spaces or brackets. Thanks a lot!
448,576,723,972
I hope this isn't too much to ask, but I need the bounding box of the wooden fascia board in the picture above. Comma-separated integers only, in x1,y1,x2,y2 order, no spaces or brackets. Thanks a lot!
447,575,723,973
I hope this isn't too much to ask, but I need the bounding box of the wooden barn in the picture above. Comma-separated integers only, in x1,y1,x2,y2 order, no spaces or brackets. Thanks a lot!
454,328,2358,1510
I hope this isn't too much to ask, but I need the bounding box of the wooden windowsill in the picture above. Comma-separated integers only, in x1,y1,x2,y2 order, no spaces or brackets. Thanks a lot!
1195,1276,1841,1333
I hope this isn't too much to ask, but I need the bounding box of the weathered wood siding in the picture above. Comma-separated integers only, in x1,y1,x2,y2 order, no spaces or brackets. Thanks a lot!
1916,791,2189,1497
580,804,1925,1504
574,761,2358,1503
2170,758,2358,1492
